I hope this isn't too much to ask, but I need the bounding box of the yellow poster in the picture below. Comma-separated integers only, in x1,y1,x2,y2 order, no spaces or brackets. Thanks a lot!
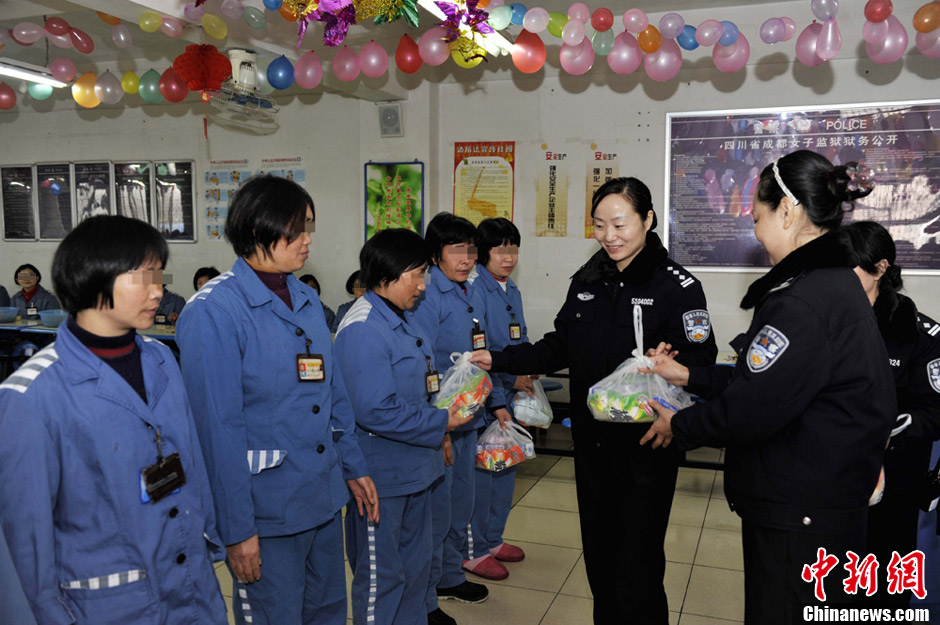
453,141,514,225
536,143,568,237
584,143,620,239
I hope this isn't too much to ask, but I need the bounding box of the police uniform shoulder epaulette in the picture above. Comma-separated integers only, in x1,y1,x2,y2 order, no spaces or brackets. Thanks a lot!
0,345,59,394
918,312,940,338
662,262,697,289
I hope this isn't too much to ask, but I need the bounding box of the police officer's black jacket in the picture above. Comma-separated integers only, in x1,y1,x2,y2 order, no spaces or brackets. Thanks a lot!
673,233,897,534
490,231,718,443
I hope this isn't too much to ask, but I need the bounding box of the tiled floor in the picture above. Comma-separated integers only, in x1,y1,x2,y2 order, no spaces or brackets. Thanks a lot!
215,447,744,624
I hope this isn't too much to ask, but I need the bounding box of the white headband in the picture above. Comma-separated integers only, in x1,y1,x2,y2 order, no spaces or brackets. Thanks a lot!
772,160,800,206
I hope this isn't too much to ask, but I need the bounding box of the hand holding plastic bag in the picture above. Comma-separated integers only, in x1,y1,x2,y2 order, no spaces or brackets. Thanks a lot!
476,421,536,472
512,379,553,428
433,351,493,420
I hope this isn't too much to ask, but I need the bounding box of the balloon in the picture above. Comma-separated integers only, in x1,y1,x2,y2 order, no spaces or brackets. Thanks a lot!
677,25,699,50
561,19,585,46
591,8,614,32
811,0,839,21
865,0,892,23
268,55,295,88
159,67,188,102
50,182,62,196
112,23,133,48
863,19,888,44
263,0,282,10
866,14,907,63
510,3,526,26
916,28,940,58
138,69,163,103
50,57,77,83
395,34,422,73
712,32,749,72
0,82,15,110
592,29,615,55
332,47,360,81
45,17,70,36
645,38,682,81
816,18,842,61
567,2,590,23
607,32,642,74
72,72,100,108
161,16,183,37
559,38,594,75
28,82,54,101
45,31,73,49
547,12,568,37
139,12,162,33
70,29,95,54
796,22,825,66
696,20,722,46
294,50,323,87
477,0,490,7
255,59,275,94
452,42,485,68
97,11,122,25
121,70,140,94
523,7,550,33
914,2,940,34
13,22,44,45
760,18,785,44
511,29,546,72
781,17,797,41
184,2,205,20
201,13,228,39
659,13,684,39
93,70,123,104
221,0,244,19
638,25,662,53
719,21,739,47
419,27,450,66
243,6,267,29
359,41,388,78
487,5,512,30
278,4,299,21
623,9,648,34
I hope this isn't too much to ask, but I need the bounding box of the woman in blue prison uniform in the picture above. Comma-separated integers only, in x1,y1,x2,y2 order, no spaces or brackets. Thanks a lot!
10,263,60,319
0,216,227,625
334,229,463,625
176,176,376,625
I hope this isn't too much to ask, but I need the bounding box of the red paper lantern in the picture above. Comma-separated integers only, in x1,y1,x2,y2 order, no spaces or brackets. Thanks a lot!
172,44,232,92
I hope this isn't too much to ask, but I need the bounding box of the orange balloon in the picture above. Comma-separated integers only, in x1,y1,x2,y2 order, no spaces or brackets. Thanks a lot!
638,25,662,53
279,4,299,21
96,11,122,25
72,72,101,108
913,2,940,33
477,0,490,7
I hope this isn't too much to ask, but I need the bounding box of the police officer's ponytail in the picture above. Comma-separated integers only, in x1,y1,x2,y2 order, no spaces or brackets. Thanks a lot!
841,220,902,316
591,177,658,230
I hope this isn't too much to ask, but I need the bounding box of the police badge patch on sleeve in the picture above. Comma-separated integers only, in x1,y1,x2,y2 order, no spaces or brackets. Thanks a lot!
747,325,790,373
928,359,940,393
683,310,711,343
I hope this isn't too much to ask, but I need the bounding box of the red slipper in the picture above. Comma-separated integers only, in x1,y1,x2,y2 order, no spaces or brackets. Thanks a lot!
490,542,525,562
462,555,509,581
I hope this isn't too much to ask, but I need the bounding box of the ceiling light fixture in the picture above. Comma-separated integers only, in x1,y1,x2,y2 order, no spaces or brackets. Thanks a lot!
415,0,516,57
0,57,68,88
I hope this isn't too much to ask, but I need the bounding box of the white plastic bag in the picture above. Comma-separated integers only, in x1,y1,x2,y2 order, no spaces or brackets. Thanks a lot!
512,379,553,429
476,421,536,472
433,352,493,420
586,305,693,423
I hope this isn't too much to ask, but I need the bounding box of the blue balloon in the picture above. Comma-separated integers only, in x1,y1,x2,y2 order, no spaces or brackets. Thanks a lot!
50,182,62,196
677,24,699,50
719,20,739,47
267,55,294,90
262,0,282,10
509,3,527,26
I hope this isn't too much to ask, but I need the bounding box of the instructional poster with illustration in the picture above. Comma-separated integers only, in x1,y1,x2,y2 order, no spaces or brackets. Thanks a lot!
1,166,34,240
114,162,152,223
536,143,568,237
36,163,72,240
453,141,514,225
74,162,111,223
257,156,305,184
203,158,250,241
154,161,195,241
584,144,620,239
364,162,423,241
667,101,940,271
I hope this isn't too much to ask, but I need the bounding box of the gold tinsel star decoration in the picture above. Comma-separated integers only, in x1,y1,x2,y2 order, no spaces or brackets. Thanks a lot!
366,0,420,28
284,0,319,17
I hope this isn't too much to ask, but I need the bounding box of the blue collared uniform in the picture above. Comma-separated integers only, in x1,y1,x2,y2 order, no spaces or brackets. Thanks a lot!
177,258,367,625
11,285,60,318
335,291,450,625
156,289,185,319
0,323,227,625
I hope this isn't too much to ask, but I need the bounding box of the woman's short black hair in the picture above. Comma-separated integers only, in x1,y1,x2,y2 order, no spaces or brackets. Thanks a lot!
425,213,476,263
345,270,361,295
590,177,658,230
225,175,315,259
52,215,169,314
360,229,431,291
298,273,320,293
476,218,521,267
193,266,220,290
14,263,41,284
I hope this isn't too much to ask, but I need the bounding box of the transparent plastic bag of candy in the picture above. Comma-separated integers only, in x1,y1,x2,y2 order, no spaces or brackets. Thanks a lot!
512,379,553,428
586,305,693,423
433,351,493,420
475,421,536,472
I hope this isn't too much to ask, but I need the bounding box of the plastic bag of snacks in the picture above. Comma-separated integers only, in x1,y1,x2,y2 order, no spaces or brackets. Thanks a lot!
475,421,536,472
512,379,553,429
587,305,693,423
433,352,493,420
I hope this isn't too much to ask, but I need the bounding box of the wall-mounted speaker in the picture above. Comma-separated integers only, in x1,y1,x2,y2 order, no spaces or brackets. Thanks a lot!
378,102,403,138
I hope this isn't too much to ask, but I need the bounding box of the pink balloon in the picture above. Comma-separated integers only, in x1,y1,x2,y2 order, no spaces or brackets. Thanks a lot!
866,15,907,64
159,67,189,103
523,7,550,33
645,38,682,81
359,41,388,78
559,38,595,75
781,17,797,41
567,2,590,23
70,28,94,54
161,17,183,37
45,17,70,36
50,57,77,82
418,27,450,66
295,50,323,88
760,18,785,44
184,2,205,21
221,0,244,19
0,82,16,110
796,22,824,66
659,13,684,39
332,46,361,81
863,19,888,44
561,19,585,46
696,19,722,46
607,32,642,74
112,23,133,49
916,29,940,58
815,18,841,61
623,9,649,33
712,32,749,72
45,30,74,49
13,22,44,45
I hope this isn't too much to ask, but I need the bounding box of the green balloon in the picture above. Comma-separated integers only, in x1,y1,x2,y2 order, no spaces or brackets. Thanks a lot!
592,29,615,56
28,82,54,101
243,6,267,29
547,11,568,38
138,68,163,104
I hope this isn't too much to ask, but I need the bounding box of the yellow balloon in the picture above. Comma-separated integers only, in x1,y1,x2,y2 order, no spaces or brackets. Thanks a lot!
72,72,101,108
451,40,486,68
201,13,228,40
139,11,162,33
121,71,140,94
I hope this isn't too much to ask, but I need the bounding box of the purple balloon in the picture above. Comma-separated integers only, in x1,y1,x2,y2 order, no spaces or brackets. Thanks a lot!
184,2,204,21
418,27,450,66
863,19,889,44
221,0,244,19
866,15,908,64
559,38,594,75
696,19,722,46
811,0,839,22
607,32,641,74
712,32,749,73
760,18,785,44
916,29,940,58
659,13,684,39
796,22,824,66
359,41,388,78
645,38,682,81
816,18,841,61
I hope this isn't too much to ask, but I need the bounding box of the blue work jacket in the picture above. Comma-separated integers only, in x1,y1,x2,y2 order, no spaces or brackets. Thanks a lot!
156,290,185,318
334,291,449,498
176,258,367,546
11,285,60,317
0,322,227,625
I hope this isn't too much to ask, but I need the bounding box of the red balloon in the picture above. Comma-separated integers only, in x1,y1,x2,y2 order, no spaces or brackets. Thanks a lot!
864,0,893,23
511,29,546,73
45,17,70,36
395,34,422,74
159,67,189,103
591,8,614,32
0,82,16,110
69,28,95,54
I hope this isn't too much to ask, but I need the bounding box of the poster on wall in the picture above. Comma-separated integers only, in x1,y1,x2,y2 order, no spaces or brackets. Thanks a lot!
536,144,568,238
584,144,620,239
154,161,195,241
36,163,72,240
453,141,515,225
114,162,152,223
667,100,940,271
257,156,305,183
364,161,424,241
1,166,35,240
204,158,250,241
74,162,112,222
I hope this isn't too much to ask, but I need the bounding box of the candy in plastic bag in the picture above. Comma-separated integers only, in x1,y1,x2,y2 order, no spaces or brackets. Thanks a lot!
512,379,553,429
475,421,535,472
433,351,493,419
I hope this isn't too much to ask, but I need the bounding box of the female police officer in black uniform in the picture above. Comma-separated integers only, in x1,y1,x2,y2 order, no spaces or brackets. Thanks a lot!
470,177,718,624
642,151,896,624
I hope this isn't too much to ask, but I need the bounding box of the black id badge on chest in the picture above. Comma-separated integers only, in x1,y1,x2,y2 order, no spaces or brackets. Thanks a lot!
141,452,186,504
297,353,325,382
471,318,487,350
509,322,522,340
425,356,440,395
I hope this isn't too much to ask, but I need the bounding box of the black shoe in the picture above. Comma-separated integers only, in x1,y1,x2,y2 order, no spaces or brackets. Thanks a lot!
437,580,489,604
428,607,457,625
